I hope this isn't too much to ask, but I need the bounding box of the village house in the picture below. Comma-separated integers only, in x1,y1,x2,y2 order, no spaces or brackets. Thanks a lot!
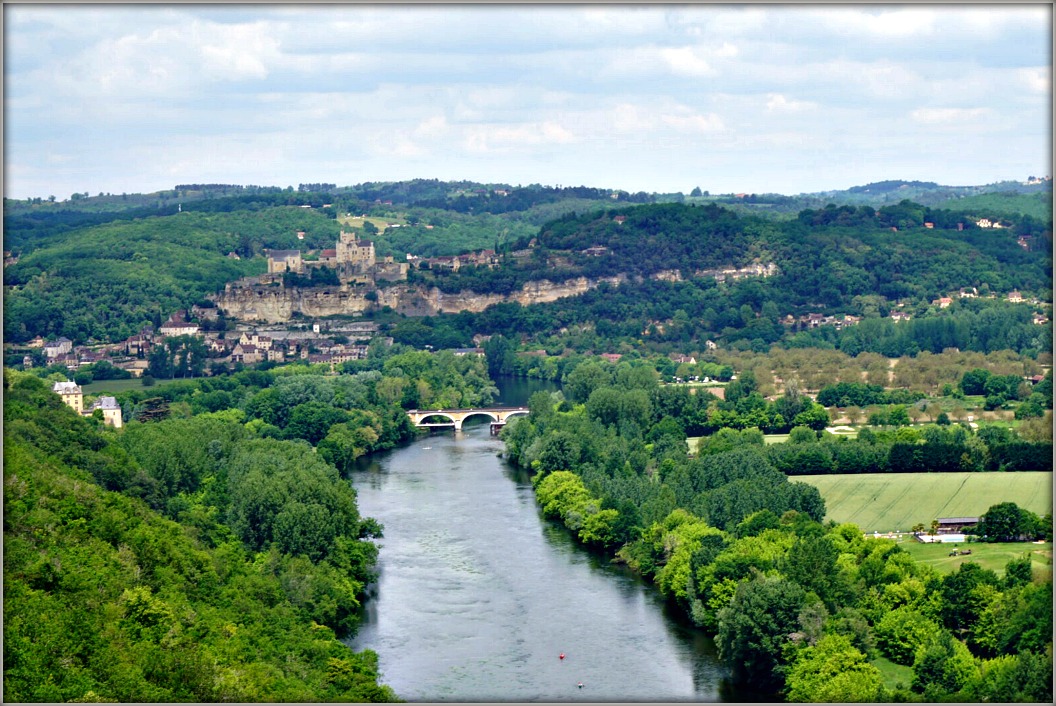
890,311,912,322
1033,313,1050,325
935,517,979,534
239,332,273,351
1007,291,1024,303
230,343,263,365
266,249,304,274
599,353,623,363
159,313,200,337
581,246,609,257
958,287,978,298
116,360,150,378
87,396,124,428
124,329,155,357
52,380,84,413
670,353,697,365
933,297,953,309
44,337,73,360
51,381,123,427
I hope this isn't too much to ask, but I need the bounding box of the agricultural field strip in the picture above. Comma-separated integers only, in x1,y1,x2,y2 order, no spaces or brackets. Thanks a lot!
797,472,1053,533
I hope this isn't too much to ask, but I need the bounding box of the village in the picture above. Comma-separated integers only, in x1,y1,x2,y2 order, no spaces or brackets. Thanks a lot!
6,211,1050,383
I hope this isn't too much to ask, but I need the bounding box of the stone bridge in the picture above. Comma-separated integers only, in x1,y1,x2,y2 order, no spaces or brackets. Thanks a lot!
407,407,530,432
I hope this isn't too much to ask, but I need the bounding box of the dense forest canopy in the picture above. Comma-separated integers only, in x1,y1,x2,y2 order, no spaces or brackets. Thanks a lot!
2,370,400,702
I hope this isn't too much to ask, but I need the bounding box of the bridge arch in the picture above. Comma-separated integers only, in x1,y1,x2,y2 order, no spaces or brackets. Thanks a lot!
458,410,500,426
407,407,529,432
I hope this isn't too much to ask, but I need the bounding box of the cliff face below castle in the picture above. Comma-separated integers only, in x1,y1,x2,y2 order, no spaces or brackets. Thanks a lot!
213,264,776,323
214,275,629,323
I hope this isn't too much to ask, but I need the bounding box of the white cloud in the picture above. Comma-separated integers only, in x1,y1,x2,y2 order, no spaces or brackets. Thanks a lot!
1018,67,1051,95
765,94,816,113
2,4,1049,199
612,103,656,133
463,121,576,154
814,7,940,39
910,107,991,124
659,46,716,77
414,116,451,139
661,112,725,134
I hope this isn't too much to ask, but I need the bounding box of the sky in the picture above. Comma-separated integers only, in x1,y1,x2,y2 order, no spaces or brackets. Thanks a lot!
3,3,1052,201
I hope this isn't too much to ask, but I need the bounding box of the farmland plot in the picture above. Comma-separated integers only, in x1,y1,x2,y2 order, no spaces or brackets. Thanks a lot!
795,471,1052,533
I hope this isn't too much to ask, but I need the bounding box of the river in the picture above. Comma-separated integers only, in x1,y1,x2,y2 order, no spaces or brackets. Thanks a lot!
346,378,741,702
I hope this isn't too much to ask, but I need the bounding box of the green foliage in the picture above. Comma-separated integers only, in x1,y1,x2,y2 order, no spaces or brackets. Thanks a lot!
785,634,882,702
716,573,808,690
875,607,943,665
977,502,1042,541
911,630,980,698
3,370,396,702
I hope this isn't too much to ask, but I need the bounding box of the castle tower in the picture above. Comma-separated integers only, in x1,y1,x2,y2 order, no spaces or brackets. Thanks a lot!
336,231,375,268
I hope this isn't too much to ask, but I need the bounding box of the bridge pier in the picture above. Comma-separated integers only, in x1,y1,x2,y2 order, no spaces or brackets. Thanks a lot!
407,407,529,433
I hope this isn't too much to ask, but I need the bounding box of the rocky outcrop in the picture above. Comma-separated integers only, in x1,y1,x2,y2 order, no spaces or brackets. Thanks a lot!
212,264,776,324
214,275,628,323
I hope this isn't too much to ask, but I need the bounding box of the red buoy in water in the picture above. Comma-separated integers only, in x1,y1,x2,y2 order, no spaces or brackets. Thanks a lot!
559,653,565,660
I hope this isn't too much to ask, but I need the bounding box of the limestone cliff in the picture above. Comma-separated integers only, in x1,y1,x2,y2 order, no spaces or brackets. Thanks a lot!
213,263,775,324
214,275,628,323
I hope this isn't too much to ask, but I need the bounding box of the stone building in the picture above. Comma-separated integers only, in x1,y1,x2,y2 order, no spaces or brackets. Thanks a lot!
87,396,123,428
52,380,83,414
267,249,304,274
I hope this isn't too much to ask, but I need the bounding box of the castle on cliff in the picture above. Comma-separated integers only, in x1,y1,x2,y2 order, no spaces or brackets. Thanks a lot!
265,231,407,284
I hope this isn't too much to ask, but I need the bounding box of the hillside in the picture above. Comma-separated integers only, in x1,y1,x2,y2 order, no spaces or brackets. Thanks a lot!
2,370,397,702
4,180,1051,354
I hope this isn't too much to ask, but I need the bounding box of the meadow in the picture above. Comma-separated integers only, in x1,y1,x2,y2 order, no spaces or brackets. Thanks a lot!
795,471,1052,533
80,378,150,394
895,537,1052,578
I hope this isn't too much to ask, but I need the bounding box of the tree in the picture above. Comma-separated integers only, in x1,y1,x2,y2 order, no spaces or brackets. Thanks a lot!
959,368,991,396
976,502,1037,542
481,334,514,378
716,573,807,691
912,630,980,699
563,361,612,403
875,607,942,665
785,634,882,702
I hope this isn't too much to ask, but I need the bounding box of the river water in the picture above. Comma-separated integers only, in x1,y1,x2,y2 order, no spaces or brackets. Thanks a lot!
346,378,739,702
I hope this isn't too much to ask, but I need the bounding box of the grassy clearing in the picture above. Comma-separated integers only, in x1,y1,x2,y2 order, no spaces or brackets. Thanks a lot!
81,378,148,394
795,472,1052,533
895,537,1052,578
336,215,402,231
871,655,914,690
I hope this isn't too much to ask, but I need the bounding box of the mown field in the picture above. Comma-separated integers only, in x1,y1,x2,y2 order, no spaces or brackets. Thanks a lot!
896,537,1052,579
795,471,1052,533
80,378,150,394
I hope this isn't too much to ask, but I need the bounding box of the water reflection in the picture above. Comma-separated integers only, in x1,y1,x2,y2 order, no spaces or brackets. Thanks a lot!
346,420,736,701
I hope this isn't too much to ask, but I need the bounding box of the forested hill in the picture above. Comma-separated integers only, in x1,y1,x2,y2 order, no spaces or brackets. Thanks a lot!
2,370,398,702
431,200,1052,305
3,188,1051,351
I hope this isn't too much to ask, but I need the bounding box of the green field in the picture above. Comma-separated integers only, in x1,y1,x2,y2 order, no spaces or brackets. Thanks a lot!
795,472,1052,533
870,655,914,690
895,537,1052,578
80,378,149,394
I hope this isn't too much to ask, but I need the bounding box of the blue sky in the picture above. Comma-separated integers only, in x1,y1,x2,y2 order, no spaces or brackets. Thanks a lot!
3,3,1051,200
